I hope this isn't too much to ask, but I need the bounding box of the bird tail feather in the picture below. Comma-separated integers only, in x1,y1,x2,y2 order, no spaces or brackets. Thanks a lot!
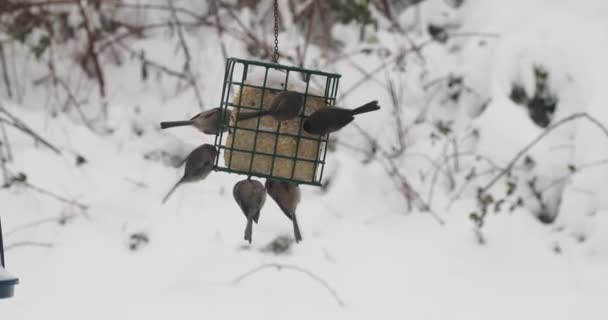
244,217,254,244
160,121,194,129
161,178,183,204
352,101,380,115
292,212,303,243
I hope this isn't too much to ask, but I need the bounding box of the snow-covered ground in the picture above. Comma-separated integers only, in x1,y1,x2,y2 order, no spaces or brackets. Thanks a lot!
2,0,608,319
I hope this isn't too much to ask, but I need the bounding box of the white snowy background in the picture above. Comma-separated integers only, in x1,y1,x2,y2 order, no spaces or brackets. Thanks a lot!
1,0,608,319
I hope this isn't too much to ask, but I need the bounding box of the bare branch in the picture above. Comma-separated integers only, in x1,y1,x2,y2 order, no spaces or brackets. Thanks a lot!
77,2,107,116
233,263,345,307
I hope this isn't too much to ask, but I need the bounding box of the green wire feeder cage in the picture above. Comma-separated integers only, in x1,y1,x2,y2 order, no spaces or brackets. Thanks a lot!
213,58,341,186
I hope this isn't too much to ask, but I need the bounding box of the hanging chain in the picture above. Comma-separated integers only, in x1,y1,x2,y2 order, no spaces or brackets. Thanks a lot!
273,0,279,63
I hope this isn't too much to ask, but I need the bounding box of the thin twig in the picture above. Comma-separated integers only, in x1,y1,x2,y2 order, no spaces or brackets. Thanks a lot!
77,2,107,116
0,106,62,154
480,113,608,194
296,3,315,68
6,214,77,237
55,76,96,131
18,179,89,211
168,0,205,110
0,138,8,186
5,241,55,252
427,140,455,206
220,2,270,57
0,120,12,160
381,155,445,225
0,43,12,98
0,0,76,12
211,0,228,61
524,157,608,200
448,32,500,39
384,70,407,156
232,263,345,307
114,41,186,79
96,21,172,54
106,1,211,22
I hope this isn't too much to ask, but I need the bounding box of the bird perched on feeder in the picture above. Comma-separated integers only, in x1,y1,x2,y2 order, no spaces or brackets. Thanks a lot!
303,100,380,135
265,179,302,242
233,179,267,243
160,108,231,135
237,90,304,121
162,144,218,204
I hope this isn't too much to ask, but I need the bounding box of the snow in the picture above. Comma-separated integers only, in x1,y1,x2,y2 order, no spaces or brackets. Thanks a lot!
2,0,608,319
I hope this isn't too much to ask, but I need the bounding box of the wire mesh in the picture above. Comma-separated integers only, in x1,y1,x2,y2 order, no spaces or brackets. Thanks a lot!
213,57,341,186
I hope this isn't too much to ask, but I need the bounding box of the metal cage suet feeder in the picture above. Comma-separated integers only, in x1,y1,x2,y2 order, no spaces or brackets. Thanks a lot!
212,58,341,186
0,218,19,299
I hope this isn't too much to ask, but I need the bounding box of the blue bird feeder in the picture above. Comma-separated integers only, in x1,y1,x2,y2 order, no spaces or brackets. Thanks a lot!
0,218,18,299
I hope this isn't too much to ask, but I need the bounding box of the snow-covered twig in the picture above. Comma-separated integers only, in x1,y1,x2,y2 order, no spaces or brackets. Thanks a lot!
232,262,345,307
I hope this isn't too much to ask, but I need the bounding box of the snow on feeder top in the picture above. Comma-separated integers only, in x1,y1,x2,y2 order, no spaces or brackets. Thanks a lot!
0,218,18,299
213,58,341,186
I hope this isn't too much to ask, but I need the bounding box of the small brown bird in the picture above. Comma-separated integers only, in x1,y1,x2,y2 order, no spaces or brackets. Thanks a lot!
233,179,267,243
160,108,231,135
302,100,380,135
162,144,217,204
237,91,304,121
265,179,302,242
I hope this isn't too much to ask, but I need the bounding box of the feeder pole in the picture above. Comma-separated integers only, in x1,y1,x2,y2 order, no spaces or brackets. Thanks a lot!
0,216,19,299
0,217,4,268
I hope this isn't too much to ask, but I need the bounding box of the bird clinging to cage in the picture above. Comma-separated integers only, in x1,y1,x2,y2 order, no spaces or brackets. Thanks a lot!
265,179,302,242
160,108,232,135
162,144,218,204
237,90,305,121
233,179,267,243
303,100,380,135
222,82,327,184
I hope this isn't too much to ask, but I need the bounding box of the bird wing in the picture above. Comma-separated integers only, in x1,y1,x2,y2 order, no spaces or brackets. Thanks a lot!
325,110,354,132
